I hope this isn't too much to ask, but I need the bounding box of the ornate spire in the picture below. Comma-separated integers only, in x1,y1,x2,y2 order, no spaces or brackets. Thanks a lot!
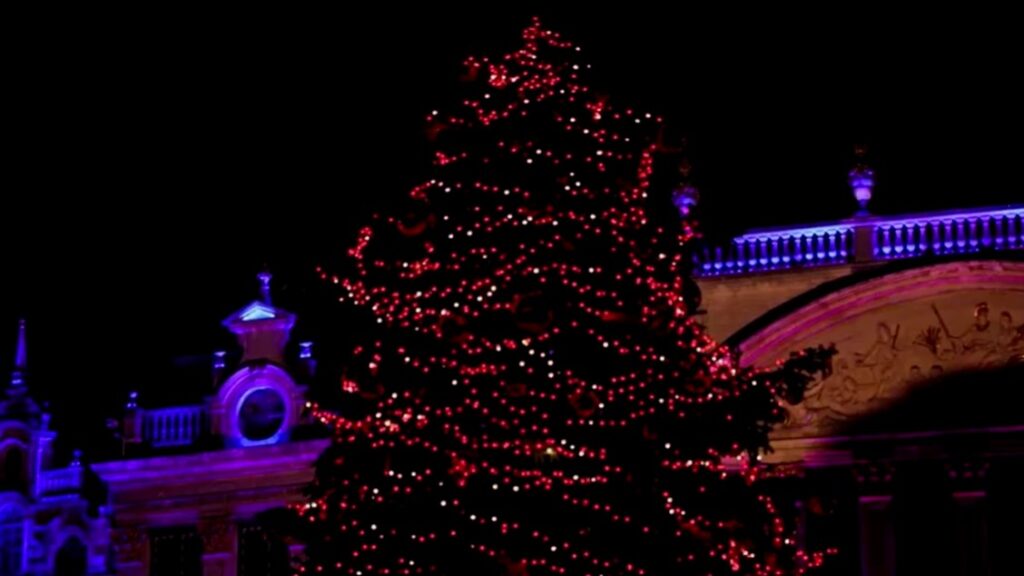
258,270,273,305
11,318,27,389
849,145,875,215
3,319,41,424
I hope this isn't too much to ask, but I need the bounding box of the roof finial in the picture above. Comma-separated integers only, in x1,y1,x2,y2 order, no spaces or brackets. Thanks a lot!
849,145,875,215
11,319,27,389
671,139,699,218
258,270,273,306
15,319,27,371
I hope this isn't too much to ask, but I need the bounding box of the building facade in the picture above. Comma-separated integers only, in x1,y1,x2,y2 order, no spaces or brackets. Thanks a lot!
3,161,1021,575
693,166,1024,574
0,321,112,576
0,275,327,575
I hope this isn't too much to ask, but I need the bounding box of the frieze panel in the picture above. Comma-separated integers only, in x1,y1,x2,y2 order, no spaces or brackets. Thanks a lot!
775,290,1023,439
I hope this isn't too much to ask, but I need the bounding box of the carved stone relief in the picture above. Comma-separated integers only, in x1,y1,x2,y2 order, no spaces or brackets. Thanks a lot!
774,291,1023,438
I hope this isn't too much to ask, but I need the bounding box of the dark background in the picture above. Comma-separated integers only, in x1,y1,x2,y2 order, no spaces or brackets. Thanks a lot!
2,7,1021,454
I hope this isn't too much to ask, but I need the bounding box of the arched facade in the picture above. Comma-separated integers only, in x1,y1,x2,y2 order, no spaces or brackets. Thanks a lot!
50,530,87,576
731,260,1024,442
693,198,1023,574
0,430,30,494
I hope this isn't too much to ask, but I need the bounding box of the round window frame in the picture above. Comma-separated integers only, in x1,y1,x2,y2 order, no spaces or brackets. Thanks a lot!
235,386,288,446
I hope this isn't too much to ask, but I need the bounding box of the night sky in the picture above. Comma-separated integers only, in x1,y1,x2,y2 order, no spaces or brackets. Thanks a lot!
3,8,1021,454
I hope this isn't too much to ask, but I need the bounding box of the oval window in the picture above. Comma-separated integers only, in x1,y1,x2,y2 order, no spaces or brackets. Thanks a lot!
239,388,286,442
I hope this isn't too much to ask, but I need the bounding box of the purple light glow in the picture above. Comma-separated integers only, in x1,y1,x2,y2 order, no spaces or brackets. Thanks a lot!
671,183,699,217
848,149,875,212
873,207,1023,261
238,302,277,322
695,205,1023,277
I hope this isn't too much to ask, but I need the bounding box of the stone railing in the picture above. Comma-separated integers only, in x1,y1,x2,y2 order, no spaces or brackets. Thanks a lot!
873,206,1022,260
37,466,84,495
695,224,855,276
143,405,207,447
694,205,1023,277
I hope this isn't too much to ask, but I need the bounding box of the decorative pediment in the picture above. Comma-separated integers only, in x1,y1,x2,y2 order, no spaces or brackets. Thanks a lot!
224,301,287,324
734,260,1024,439
240,302,276,322
222,301,296,363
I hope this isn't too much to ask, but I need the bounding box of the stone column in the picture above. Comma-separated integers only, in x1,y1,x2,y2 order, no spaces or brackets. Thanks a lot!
111,526,147,576
946,460,990,576
199,518,237,576
854,462,895,576
852,222,877,263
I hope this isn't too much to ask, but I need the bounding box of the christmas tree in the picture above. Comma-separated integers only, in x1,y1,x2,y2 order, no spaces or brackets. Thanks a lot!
299,18,832,575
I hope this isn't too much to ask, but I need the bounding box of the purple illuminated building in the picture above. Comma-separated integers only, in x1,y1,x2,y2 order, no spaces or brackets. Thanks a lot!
1,275,327,575
2,154,1021,575
0,320,111,575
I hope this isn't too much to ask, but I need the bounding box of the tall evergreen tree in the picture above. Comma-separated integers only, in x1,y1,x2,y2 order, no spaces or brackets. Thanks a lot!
299,19,832,575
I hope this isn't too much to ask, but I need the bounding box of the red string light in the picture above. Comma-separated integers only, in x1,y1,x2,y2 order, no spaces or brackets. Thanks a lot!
301,17,833,576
